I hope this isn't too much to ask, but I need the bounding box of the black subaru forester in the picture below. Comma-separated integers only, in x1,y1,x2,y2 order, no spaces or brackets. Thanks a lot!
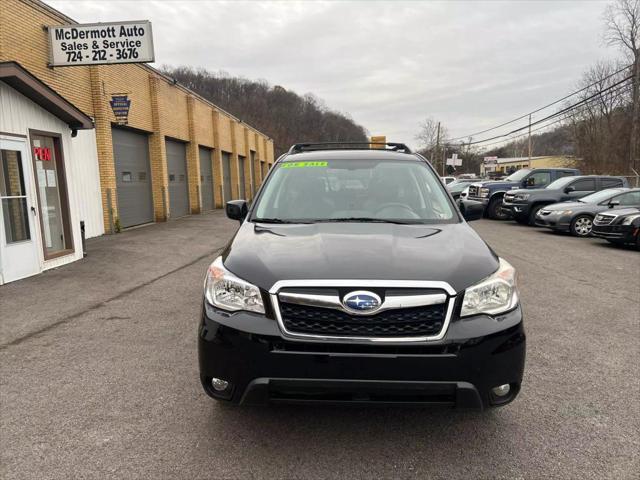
198,142,525,409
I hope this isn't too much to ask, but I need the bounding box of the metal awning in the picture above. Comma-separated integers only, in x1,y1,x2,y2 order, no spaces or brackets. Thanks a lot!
0,61,93,131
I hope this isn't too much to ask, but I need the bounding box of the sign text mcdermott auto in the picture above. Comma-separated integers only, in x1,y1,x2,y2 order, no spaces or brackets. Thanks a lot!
48,21,154,66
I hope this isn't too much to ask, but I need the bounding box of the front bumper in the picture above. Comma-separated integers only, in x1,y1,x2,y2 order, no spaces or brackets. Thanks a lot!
534,211,572,232
198,303,526,409
592,224,637,243
460,198,488,217
501,201,530,220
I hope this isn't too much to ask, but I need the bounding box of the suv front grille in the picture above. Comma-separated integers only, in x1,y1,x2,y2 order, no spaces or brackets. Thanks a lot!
279,302,446,338
468,185,479,197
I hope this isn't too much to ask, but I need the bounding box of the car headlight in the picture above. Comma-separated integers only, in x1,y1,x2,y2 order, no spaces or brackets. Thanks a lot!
622,214,640,225
204,256,265,313
461,258,519,317
480,188,490,198
514,193,530,201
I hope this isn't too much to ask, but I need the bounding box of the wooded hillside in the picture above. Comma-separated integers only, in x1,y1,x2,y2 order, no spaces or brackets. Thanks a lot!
161,66,369,156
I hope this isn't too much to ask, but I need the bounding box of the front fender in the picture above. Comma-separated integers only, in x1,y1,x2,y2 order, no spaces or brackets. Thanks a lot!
489,191,508,202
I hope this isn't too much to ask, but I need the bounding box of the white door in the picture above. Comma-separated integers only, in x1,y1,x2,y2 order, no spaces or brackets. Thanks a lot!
0,136,41,284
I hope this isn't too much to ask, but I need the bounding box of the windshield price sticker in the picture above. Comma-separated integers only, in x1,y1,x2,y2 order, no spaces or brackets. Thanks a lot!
281,161,328,168
48,21,154,66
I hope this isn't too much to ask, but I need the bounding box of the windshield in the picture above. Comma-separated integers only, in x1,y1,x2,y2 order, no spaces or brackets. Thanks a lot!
545,176,577,190
578,188,623,204
252,159,457,224
504,169,532,182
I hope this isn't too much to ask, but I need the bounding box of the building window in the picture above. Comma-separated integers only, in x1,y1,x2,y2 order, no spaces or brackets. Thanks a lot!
0,149,31,243
122,171,132,182
30,131,73,258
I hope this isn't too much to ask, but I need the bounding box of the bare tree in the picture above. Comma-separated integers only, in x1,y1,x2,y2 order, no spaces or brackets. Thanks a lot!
567,60,632,173
605,0,640,172
415,118,449,171
415,118,447,151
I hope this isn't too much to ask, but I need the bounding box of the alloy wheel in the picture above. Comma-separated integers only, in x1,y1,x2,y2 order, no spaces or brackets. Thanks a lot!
572,216,592,236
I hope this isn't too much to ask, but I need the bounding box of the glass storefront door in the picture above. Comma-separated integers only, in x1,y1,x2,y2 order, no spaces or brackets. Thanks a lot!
30,132,73,258
0,136,40,283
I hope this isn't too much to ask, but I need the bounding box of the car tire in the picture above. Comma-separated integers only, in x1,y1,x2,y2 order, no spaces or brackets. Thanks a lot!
570,214,593,237
488,197,508,220
528,205,543,226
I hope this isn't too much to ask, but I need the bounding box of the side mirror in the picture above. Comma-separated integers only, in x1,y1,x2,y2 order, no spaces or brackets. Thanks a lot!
226,200,248,222
564,186,575,194
460,201,484,222
521,180,529,188
608,200,620,209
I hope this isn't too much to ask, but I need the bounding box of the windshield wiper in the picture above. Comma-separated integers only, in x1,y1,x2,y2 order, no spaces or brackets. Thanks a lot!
252,218,313,224
313,217,424,225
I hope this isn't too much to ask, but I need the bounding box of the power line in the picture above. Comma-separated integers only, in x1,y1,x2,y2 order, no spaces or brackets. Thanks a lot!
448,64,633,142
452,75,633,147
463,82,634,150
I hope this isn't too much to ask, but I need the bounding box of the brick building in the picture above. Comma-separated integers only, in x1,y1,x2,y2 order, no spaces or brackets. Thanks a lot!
0,0,274,284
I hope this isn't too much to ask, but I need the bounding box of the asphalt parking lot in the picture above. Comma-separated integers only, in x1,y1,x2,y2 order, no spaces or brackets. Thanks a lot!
1,212,638,479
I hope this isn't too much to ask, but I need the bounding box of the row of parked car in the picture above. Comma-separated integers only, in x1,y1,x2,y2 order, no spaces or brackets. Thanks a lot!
447,168,640,250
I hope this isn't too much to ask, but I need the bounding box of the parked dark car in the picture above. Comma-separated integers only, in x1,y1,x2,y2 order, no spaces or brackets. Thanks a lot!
534,188,640,236
447,178,481,200
464,167,580,220
198,142,525,409
501,175,628,226
592,207,640,249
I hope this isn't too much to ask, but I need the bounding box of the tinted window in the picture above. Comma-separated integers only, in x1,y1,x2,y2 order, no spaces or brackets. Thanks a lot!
546,176,576,190
571,179,596,191
614,191,640,206
505,169,531,182
557,171,577,179
601,178,623,188
253,159,456,223
526,171,551,187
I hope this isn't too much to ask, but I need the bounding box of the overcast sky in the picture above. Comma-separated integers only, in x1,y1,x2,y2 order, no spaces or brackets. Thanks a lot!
49,0,616,149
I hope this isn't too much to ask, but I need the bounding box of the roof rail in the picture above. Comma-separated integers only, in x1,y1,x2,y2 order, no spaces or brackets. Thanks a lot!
288,142,412,154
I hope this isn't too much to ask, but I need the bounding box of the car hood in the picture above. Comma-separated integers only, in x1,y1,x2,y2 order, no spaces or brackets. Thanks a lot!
474,180,518,189
222,222,499,293
543,201,600,212
604,207,640,216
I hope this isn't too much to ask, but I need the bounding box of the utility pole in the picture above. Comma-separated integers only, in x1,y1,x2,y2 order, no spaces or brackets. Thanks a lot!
435,121,441,172
630,48,639,174
442,146,447,176
528,114,532,163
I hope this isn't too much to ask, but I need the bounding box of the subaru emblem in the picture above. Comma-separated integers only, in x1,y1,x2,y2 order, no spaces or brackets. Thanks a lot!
342,290,382,314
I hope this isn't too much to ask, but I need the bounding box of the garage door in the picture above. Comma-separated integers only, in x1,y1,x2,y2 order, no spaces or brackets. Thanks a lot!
112,128,153,228
166,139,189,218
221,151,232,203
199,147,213,211
238,155,246,199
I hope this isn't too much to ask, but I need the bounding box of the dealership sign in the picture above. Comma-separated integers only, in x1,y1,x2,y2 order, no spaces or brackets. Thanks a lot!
48,21,154,67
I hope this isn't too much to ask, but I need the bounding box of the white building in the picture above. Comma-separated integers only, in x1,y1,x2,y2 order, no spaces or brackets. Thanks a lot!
0,63,103,284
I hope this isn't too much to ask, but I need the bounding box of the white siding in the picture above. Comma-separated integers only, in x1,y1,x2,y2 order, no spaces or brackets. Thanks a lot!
0,81,104,274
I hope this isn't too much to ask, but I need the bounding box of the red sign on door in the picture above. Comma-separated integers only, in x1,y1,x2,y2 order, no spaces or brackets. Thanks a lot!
34,147,51,161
